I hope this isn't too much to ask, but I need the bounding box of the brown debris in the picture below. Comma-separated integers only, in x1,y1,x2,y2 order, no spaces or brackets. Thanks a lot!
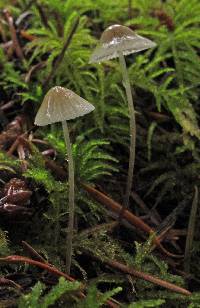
82,183,183,258
0,115,26,151
3,9,24,59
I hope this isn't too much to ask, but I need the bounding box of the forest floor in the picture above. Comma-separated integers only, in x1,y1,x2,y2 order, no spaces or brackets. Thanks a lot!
0,0,200,307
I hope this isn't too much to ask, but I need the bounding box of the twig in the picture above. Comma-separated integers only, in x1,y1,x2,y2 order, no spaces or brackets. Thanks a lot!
0,255,119,308
166,228,187,240
82,183,182,258
45,159,67,180
7,133,27,156
25,62,45,83
83,184,155,233
3,10,24,60
76,221,118,239
16,11,32,27
42,149,56,157
20,239,119,308
184,186,198,273
0,277,21,289
15,136,67,180
146,111,171,123
0,255,83,290
43,16,79,89
155,199,188,253
0,101,15,111
82,249,191,295
131,191,161,225
0,255,74,280
22,241,46,263
22,239,118,308
105,258,191,296
30,138,49,145
0,40,13,51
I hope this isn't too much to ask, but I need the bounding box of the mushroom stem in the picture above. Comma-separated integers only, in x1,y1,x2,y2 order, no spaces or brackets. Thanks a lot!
62,120,75,274
118,51,136,211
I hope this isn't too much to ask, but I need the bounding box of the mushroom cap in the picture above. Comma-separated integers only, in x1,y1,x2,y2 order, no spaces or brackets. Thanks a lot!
35,86,95,126
90,24,156,63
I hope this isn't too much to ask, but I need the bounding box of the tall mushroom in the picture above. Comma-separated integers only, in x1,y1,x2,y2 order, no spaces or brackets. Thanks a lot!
90,24,156,212
35,86,95,273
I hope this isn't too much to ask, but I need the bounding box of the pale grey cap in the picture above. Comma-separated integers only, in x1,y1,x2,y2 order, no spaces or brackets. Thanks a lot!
90,24,156,63
35,86,95,126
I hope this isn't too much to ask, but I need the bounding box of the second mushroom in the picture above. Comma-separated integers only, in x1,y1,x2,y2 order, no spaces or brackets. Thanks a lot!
90,24,156,212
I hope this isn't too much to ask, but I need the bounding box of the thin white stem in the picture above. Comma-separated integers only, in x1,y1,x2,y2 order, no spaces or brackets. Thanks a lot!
118,51,136,210
62,120,75,274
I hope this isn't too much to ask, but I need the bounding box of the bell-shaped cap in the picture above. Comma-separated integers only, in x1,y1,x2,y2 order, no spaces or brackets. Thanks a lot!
35,86,95,126
90,24,156,63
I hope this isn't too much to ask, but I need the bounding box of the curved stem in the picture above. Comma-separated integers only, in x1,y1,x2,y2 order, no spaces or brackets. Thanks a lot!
118,51,136,211
62,121,75,274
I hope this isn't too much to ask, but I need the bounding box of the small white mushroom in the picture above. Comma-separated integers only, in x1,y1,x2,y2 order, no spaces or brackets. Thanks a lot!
89,24,156,63
90,25,156,211
35,86,95,273
35,86,95,125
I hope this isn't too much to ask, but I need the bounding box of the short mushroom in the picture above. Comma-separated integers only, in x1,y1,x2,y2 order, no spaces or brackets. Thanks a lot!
35,86,95,273
90,24,156,211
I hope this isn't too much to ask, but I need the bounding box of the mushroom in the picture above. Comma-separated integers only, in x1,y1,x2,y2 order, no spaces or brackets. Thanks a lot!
90,24,156,211
35,86,95,273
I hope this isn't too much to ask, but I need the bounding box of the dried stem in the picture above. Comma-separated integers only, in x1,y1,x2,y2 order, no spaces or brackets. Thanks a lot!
3,10,24,60
105,258,191,296
7,133,27,156
22,240,46,263
43,16,79,89
184,186,198,273
0,100,15,112
76,221,118,239
44,159,67,180
131,191,161,225
0,277,21,289
82,183,183,258
0,255,119,307
82,250,190,295
0,255,74,281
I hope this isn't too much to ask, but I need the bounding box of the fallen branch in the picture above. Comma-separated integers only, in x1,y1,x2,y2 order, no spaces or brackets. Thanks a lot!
82,249,191,296
0,255,74,281
82,183,182,258
105,258,191,296
0,254,118,308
